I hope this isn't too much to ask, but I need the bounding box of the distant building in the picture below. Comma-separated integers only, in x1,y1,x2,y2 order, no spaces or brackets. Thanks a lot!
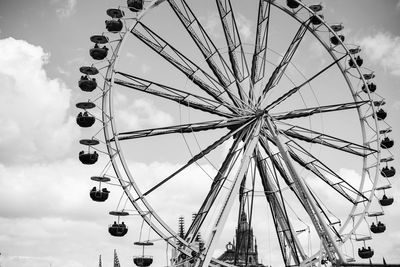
216,212,267,267
171,216,204,267
173,212,268,267
98,249,121,267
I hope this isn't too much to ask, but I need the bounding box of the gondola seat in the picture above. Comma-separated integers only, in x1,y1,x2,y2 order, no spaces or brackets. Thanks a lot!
362,82,376,93
127,0,143,12
381,166,395,178
133,257,153,267
79,77,97,92
375,109,387,120
287,0,300,9
76,113,95,128
90,46,108,60
106,19,123,33
380,137,394,149
370,222,386,234
330,35,344,46
90,188,109,202
79,151,99,165
310,14,324,25
109,223,128,237
358,247,374,259
379,195,394,206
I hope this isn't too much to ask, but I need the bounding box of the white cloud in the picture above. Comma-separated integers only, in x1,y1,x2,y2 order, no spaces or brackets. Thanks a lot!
0,37,79,164
358,32,400,76
57,66,70,76
392,100,400,110
141,63,150,74
202,12,223,39
0,154,215,267
53,0,77,19
235,13,253,43
0,157,113,266
201,12,253,43
0,159,107,220
115,98,174,131
126,52,136,60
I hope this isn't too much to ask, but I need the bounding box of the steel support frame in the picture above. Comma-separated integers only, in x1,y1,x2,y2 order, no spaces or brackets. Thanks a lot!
168,0,249,108
264,117,345,265
196,119,262,267
255,148,306,266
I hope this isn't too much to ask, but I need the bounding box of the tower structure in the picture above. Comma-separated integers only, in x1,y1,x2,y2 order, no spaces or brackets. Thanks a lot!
216,212,266,267
172,216,205,267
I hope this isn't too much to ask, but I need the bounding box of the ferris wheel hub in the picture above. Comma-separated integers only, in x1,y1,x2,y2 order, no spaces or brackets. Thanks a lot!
255,109,267,118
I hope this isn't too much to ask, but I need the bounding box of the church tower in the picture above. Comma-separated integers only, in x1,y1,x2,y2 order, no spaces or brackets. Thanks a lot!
217,211,265,267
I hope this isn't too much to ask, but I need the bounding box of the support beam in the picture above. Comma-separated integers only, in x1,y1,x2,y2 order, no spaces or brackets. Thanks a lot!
264,117,344,265
197,119,262,267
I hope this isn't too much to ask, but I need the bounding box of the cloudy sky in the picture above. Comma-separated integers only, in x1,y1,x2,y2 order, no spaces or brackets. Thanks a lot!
0,0,400,267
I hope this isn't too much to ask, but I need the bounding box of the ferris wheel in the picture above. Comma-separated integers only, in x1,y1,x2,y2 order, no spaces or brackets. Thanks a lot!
76,0,396,266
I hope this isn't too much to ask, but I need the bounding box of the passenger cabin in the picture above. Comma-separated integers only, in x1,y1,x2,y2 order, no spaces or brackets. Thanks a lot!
106,19,123,33
105,9,124,32
381,166,396,178
370,221,386,234
76,112,95,128
375,109,387,121
133,257,153,267
330,24,344,32
310,14,324,25
380,194,394,206
349,55,363,68
90,187,110,202
79,151,99,165
362,82,376,93
133,241,154,267
79,75,97,92
108,222,128,237
127,0,144,12
108,211,129,237
330,35,344,46
381,137,394,149
90,44,109,60
358,247,374,259
287,0,301,9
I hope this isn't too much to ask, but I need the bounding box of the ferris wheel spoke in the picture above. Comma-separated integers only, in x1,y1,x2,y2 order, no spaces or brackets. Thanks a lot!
114,72,235,118
185,132,245,244
167,0,250,108
257,20,310,106
255,149,305,266
284,140,369,205
132,118,257,201
265,54,348,111
271,101,370,120
113,116,251,141
216,0,250,84
250,0,272,87
130,22,243,113
260,129,367,220
278,122,377,157
258,135,295,188
261,119,345,262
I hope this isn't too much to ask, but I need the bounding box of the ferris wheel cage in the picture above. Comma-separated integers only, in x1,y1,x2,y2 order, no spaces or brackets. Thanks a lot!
91,0,390,265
